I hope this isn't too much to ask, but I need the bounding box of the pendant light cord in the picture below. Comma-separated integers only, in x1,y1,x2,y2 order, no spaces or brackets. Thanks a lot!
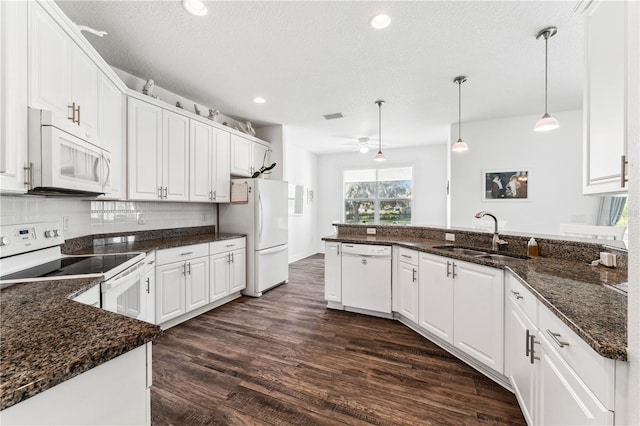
458,80,462,140
378,102,382,153
544,35,549,114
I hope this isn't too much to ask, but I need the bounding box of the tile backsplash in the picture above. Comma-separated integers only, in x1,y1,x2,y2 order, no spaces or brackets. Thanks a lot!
0,196,216,239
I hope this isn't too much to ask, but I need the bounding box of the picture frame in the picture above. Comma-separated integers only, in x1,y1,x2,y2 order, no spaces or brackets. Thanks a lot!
482,169,529,201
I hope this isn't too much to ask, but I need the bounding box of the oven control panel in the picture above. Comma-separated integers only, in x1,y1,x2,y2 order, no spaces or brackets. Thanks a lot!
0,221,64,258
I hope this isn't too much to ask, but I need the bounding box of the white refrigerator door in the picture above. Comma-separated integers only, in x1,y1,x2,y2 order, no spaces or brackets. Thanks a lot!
255,179,288,250
256,244,288,292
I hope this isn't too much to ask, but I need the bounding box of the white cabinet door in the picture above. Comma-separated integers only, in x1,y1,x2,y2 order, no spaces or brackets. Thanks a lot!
453,261,504,373
214,128,231,202
398,261,419,323
508,301,536,426
0,0,28,193
185,257,209,311
324,242,341,302
210,252,230,302
128,97,162,200
142,258,155,324
28,2,70,117
230,134,252,177
583,0,627,194
156,262,186,323
230,248,246,293
162,110,189,201
189,120,213,202
537,336,614,426
418,253,453,343
97,73,123,199
69,44,98,135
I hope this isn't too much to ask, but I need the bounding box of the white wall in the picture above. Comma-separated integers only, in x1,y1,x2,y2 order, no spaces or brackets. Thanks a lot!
316,145,448,251
450,110,601,235
284,141,318,262
0,196,216,239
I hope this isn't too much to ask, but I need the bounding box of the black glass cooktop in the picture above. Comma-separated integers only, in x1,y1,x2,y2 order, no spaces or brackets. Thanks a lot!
0,254,140,281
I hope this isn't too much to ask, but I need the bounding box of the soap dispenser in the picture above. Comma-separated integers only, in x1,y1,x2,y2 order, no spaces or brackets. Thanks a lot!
527,237,539,257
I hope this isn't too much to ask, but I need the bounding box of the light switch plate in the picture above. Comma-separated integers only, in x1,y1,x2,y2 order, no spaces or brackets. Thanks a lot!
445,233,455,241
366,228,376,235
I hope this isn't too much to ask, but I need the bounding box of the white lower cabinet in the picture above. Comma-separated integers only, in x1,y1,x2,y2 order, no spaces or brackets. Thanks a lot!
506,273,615,426
397,248,419,323
324,242,342,303
418,253,504,372
155,243,209,324
209,238,246,302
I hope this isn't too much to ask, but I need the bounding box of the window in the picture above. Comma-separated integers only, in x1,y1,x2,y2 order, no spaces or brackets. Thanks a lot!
343,166,413,224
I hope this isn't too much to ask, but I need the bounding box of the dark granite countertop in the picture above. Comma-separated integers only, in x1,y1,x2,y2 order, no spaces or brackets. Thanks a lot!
65,232,246,255
0,277,162,410
323,234,628,361
1,228,244,411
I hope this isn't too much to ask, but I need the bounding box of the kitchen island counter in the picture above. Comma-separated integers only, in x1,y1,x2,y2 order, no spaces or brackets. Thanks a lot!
323,233,628,360
0,277,161,410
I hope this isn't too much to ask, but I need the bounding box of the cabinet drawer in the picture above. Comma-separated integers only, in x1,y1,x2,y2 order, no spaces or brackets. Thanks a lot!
156,243,209,265
539,303,615,409
506,273,538,325
210,238,246,255
398,247,419,266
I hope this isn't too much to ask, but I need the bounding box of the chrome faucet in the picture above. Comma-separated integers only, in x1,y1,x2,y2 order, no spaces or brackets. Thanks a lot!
475,211,508,250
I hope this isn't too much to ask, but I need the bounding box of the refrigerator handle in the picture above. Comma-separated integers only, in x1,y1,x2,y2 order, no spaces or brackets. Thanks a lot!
259,193,263,242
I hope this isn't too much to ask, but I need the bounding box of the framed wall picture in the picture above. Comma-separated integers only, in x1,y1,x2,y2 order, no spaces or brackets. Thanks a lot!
482,170,529,201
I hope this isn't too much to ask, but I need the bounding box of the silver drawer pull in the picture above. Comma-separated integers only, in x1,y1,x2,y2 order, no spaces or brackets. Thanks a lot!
226,244,235,247
511,290,523,300
546,330,570,348
180,251,194,256
91,301,100,307
401,254,412,259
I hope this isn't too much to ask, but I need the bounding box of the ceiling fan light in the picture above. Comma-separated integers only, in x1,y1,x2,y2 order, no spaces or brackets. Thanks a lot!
374,151,386,161
359,145,369,154
451,138,469,153
534,113,560,131
370,13,391,29
183,0,208,16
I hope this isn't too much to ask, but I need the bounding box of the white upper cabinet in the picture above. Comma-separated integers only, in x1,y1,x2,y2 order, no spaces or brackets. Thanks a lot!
29,2,100,136
230,134,253,177
128,97,189,201
97,74,124,199
583,0,627,194
0,0,28,193
230,134,271,178
189,121,231,203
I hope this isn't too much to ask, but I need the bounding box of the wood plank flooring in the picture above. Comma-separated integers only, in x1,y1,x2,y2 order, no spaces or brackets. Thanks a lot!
151,254,526,425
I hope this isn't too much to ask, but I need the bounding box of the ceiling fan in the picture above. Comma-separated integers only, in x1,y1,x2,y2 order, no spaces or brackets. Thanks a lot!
342,137,386,154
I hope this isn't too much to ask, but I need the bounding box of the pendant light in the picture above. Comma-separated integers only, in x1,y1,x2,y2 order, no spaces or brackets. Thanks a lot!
534,26,559,131
374,100,386,161
452,76,468,152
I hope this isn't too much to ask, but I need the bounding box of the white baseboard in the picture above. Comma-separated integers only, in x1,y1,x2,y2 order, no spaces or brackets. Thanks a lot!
288,250,319,263
160,292,242,330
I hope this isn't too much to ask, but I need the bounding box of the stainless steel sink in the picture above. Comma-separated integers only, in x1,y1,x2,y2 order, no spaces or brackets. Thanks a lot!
433,246,488,256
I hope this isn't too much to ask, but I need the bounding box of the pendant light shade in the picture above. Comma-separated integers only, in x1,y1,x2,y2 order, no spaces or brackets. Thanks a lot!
374,100,386,162
452,76,468,153
534,26,559,132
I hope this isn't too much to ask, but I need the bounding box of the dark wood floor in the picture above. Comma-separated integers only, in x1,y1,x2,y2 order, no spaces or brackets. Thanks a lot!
151,254,526,425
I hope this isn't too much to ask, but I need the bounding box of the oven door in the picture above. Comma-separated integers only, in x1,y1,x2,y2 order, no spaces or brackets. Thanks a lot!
101,262,148,322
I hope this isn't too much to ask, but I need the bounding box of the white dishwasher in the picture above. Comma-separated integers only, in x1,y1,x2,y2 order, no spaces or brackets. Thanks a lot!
341,243,392,314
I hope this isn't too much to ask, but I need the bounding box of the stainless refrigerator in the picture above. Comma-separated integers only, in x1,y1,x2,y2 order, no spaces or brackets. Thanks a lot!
219,179,288,297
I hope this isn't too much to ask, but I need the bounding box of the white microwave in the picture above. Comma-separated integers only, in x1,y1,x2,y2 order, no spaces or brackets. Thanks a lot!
27,108,110,196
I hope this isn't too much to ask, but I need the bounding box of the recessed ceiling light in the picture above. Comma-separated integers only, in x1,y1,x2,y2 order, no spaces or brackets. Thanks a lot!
253,97,266,104
183,0,208,17
370,13,391,29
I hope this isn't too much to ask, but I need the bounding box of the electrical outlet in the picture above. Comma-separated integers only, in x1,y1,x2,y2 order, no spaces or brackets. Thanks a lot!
445,233,455,242
366,228,376,235
137,213,146,225
600,252,617,267
62,216,70,231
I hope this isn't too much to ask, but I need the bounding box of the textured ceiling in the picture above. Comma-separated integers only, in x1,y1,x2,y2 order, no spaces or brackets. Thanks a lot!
57,1,584,154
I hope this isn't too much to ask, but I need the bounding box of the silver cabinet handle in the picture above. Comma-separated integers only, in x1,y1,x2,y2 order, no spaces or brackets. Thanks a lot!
91,301,100,307
182,263,186,275
181,252,194,256
401,254,412,259
511,290,523,300
163,187,168,199
446,261,451,277
452,262,457,279
546,329,570,348
209,191,212,200
147,260,155,265
146,277,150,294
226,244,235,248
23,162,33,189
213,190,216,200
621,155,628,188
227,253,231,263
361,258,368,265
231,252,234,263
526,329,531,357
187,262,191,275
76,104,81,125
68,102,76,122
158,187,163,199
412,268,417,283
529,332,540,364
336,244,340,256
